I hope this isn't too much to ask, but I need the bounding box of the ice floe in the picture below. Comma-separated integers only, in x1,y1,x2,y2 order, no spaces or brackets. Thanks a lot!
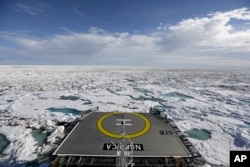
0,66,249,166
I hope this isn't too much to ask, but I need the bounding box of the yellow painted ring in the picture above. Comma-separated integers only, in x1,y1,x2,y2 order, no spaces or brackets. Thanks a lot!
97,112,150,139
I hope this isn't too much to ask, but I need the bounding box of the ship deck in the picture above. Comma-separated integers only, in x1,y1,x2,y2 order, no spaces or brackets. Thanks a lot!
54,112,192,158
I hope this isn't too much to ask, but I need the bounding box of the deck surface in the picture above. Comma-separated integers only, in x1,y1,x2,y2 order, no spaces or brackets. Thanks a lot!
54,112,191,157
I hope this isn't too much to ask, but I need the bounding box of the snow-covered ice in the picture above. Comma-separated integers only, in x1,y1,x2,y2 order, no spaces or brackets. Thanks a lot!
0,66,249,166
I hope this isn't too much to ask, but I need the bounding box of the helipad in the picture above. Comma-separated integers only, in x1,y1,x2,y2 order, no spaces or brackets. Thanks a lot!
54,111,192,157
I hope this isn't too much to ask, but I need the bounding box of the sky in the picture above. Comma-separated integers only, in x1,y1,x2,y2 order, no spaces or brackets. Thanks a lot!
0,0,250,67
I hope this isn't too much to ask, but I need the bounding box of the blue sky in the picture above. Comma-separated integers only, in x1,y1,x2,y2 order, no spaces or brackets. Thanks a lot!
0,0,250,67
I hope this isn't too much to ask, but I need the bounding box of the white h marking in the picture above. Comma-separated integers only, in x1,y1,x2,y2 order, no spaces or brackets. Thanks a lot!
116,119,132,126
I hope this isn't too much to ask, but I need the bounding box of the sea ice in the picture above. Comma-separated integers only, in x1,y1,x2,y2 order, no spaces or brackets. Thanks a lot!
0,66,249,166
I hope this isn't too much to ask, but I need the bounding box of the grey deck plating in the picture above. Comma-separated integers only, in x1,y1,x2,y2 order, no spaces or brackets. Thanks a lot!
54,112,191,157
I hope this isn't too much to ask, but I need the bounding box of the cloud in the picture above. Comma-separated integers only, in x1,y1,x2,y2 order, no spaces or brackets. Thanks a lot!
158,7,250,54
13,4,44,16
73,8,86,17
1,8,250,67
0,28,161,65
12,2,54,16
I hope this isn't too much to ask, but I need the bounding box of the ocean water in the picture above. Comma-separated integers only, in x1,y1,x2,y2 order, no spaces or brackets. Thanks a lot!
160,92,193,99
238,122,250,129
59,95,80,101
184,128,212,140
47,107,82,116
31,129,48,146
0,133,10,153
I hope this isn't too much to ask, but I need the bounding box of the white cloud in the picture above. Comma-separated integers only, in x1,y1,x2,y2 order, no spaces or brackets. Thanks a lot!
13,3,44,16
158,8,250,55
73,8,86,17
0,29,161,65
12,2,54,16
1,8,250,67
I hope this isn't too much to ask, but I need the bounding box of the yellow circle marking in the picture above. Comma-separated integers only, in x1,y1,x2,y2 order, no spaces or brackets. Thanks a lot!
97,112,150,139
